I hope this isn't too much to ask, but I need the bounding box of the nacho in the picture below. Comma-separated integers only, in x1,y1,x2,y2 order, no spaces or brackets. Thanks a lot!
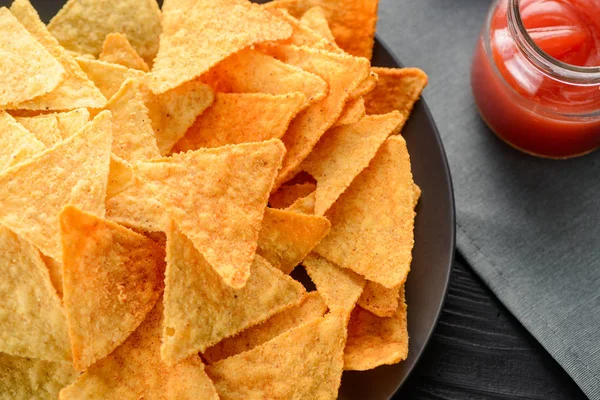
162,222,305,364
99,33,150,72
351,70,378,99
333,97,366,127
0,111,45,172
107,154,135,200
76,57,146,100
15,115,62,147
300,6,335,42
106,179,164,233
358,281,401,318
269,182,317,209
315,136,415,288
55,108,90,139
174,92,305,152
285,191,316,214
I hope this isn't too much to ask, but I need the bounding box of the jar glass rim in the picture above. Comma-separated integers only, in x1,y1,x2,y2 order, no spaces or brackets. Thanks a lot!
508,0,600,84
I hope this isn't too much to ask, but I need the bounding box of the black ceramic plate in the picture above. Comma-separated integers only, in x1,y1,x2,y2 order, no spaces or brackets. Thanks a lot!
10,1,455,398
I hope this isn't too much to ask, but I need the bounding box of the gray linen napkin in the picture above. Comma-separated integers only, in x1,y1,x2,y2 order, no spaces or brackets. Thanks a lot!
377,0,600,398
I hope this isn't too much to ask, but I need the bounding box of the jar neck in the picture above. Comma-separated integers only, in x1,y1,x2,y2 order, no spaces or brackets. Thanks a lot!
506,0,600,85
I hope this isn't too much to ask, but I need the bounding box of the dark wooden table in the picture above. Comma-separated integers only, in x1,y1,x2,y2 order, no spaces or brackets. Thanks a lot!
395,256,588,399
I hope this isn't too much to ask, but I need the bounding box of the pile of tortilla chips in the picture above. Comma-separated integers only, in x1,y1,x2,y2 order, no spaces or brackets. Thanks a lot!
0,0,428,398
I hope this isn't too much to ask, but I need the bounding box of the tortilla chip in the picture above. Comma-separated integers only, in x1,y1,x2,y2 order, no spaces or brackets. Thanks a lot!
48,0,161,64
350,70,378,99
107,154,134,200
0,8,64,107
344,286,408,370
302,112,403,215
303,253,365,313
315,136,415,288
413,183,422,208
59,302,219,400
257,208,330,274
0,111,45,172
357,281,400,318
332,97,365,127
285,191,316,214
206,312,346,400
0,111,112,261
300,6,335,42
202,48,327,107
60,206,164,371
41,253,64,298
162,222,305,365
106,179,164,233
134,139,285,288
364,67,429,121
265,45,370,188
269,182,317,209
55,108,90,139
143,79,215,155
106,78,160,162
76,57,146,100
149,0,292,94
266,0,379,59
15,115,62,147
0,225,71,362
173,92,305,152
99,33,150,72
9,0,106,110
0,354,76,400
203,291,327,363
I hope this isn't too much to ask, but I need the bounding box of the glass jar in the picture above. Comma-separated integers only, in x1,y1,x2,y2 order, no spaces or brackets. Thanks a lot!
471,0,600,159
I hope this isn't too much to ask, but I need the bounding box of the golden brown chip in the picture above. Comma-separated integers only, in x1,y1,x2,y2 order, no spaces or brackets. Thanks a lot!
99,33,150,72
107,154,134,200
0,111,45,172
344,286,408,370
351,70,378,99
303,253,365,313
332,97,366,127
41,253,64,298
257,207,331,274
0,225,71,362
300,6,335,42
202,48,327,107
15,115,62,147
149,0,292,94
143,80,215,155
203,291,327,364
173,92,305,152
206,312,346,400
55,108,90,139
105,78,160,162
357,281,401,318
9,0,106,110
133,140,285,288
162,222,305,365
267,0,379,59
59,302,219,400
48,0,162,64
106,179,164,233
0,111,112,261
285,191,316,214
76,57,146,100
315,136,415,288
364,67,429,121
265,45,370,188
0,354,76,399
302,112,403,215
269,182,317,209
0,7,65,107
60,206,165,371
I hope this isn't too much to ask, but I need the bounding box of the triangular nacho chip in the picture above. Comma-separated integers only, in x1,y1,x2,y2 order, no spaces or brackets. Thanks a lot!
15,115,62,147
162,222,305,364
332,97,365,127
0,225,71,362
107,154,135,200
301,112,403,215
351,70,378,99
106,179,164,233
173,92,305,152
60,206,165,371
303,253,365,313
55,108,90,139
357,281,401,318
344,286,408,370
269,182,316,209
9,0,106,110
76,57,146,100
99,33,150,72
0,111,112,261
134,139,285,288
59,302,219,400
257,207,331,274
48,0,162,64
300,6,335,42
285,191,316,214
0,111,45,172
0,8,65,107
105,78,160,162
315,136,415,288
206,312,346,400
203,291,327,363
149,0,292,94
0,353,76,399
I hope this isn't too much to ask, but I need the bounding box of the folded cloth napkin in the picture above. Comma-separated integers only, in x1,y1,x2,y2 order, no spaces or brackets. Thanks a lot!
377,0,600,398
